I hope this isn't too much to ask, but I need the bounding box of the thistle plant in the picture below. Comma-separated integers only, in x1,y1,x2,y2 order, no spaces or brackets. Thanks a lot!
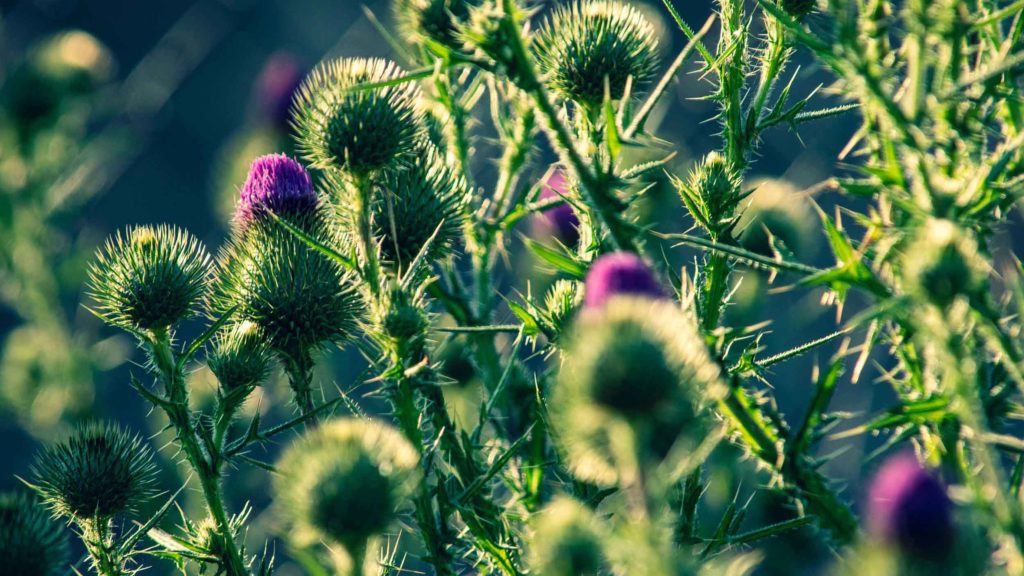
0,491,69,576
13,0,1024,574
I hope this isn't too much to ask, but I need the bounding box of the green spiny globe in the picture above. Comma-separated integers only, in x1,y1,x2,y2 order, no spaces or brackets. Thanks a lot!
394,0,483,49
903,219,986,309
275,419,420,549
551,297,724,486
294,58,422,177
530,498,607,576
535,0,659,107
87,225,212,331
207,320,273,396
0,491,69,576
208,215,364,360
30,422,157,520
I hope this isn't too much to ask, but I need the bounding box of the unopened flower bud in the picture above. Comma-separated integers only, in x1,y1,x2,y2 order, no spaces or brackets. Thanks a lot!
394,0,483,50
31,422,157,521
208,320,272,404
903,219,986,309
0,491,69,576
867,453,953,560
534,170,581,246
583,252,666,309
530,497,608,576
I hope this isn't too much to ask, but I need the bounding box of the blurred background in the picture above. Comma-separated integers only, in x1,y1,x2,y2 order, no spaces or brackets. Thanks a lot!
2,0,1003,574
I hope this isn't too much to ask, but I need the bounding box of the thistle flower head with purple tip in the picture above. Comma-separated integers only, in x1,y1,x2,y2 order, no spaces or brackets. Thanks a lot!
535,170,580,246
584,252,666,309
236,154,317,230
867,453,953,560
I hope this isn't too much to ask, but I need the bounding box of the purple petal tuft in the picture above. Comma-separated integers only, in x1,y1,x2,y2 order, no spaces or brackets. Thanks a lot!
584,252,666,309
255,52,305,131
867,453,953,559
237,154,317,228
536,170,580,246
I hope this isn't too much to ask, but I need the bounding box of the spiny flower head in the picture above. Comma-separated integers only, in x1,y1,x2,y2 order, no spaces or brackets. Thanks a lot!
736,178,815,257
535,0,659,107
294,58,422,177
459,0,533,84
208,222,363,361
674,151,746,237
0,491,69,576
30,422,157,521
207,320,273,397
529,497,608,576
394,0,483,50
583,252,666,309
535,170,581,246
365,142,468,267
235,154,318,231
87,224,212,331
552,297,724,485
255,52,305,131
275,418,421,549
867,453,953,560
903,219,986,309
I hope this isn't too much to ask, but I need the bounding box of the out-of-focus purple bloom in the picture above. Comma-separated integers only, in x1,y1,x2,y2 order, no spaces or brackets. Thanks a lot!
584,252,666,309
536,170,580,245
255,52,304,131
237,154,317,228
867,453,953,559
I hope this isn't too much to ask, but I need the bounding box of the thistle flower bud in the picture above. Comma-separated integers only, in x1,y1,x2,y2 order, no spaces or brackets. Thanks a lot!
677,151,745,236
370,143,468,266
87,225,212,331
529,497,608,576
394,0,483,50
534,170,581,246
552,297,724,485
294,58,422,177
209,222,363,361
236,154,318,231
379,288,430,348
460,1,531,84
781,0,816,18
867,453,953,560
275,419,420,550
737,178,815,257
0,491,69,576
541,279,583,341
31,422,157,521
535,0,659,107
255,52,305,131
583,252,666,309
207,320,272,400
903,219,986,309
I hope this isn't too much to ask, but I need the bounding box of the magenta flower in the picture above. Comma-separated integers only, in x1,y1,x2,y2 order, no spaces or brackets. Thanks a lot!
535,170,580,245
255,52,305,131
236,154,317,228
584,252,666,309
867,453,953,559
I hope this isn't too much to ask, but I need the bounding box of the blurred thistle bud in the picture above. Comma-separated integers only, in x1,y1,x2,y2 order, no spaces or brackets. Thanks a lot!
368,143,468,266
534,170,581,246
903,219,986,309
460,1,533,84
235,154,319,231
674,152,745,238
736,178,815,257
535,0,659,108
294,58,422,177
275,419,421,552
781,0,817,18
254,52,305,132
207,320,272,407
529,497,608,576
87,225,212,332
867,453,953,561
540,279,583,342
378,287,430,355
30,422,157,521
583,251,666,309
552,297,724,485
208,222,363,363
394,0,483,50
0,491,69,576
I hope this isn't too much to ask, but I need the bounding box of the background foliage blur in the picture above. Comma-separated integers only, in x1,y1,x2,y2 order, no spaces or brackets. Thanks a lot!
3,0,1014,573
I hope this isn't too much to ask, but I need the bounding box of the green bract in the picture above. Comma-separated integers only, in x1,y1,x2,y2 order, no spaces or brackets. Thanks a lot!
208,216,363,361
30,422,157,521
535,0,659,107
0,491,69,576
294,57,422,177
394,0,483,50
551,297,724,486
87,224,212,331
274,418,421,550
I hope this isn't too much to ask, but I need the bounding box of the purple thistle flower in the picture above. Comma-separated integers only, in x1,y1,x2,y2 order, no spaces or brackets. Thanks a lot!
584,252,666,309
867,453,953,560
535,170,580,246
236,154,317,228
255,52,304,131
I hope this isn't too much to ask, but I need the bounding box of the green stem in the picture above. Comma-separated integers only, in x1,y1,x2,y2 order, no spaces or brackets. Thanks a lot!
83,519,127,576
353,175,381,297
283,348,318,427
